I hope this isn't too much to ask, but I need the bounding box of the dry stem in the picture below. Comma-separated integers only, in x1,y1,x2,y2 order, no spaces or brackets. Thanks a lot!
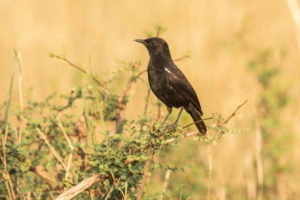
56,115,74,178
54,174,102,200
36,128,67,170
1,128,16,200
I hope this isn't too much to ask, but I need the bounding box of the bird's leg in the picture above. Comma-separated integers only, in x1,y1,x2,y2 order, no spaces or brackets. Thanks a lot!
167,107,184,130
158,107,172,130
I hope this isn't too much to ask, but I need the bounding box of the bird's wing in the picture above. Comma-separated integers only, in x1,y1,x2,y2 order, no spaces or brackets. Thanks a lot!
164,66,203,115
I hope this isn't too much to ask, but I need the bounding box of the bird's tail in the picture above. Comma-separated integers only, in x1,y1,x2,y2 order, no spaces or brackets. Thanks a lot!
185,104,207,135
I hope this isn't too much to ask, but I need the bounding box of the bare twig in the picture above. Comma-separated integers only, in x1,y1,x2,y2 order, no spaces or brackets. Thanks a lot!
56,115,74,179
36,128,67,170
217,100,248,127
115,66,147,132
166,131,199,144
57,115,74,150
51,54,111,96
136,149,155,200
117,66,145,106
173,55,190,62
182,117,213,129
55,174,102,200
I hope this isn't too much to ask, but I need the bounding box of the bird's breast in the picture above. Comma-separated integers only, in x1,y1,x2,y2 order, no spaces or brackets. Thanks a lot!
147,65,166,91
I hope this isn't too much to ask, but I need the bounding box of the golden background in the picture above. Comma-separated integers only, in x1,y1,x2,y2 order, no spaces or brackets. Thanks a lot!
1,0,300,199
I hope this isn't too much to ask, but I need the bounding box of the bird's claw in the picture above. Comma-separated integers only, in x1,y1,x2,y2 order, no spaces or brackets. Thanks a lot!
166,123,178,131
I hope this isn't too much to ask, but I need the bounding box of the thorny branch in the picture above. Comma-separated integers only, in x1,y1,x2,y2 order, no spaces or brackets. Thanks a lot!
53,100,247,199
166,100,248,143
49,48,247,200
134,98,246,199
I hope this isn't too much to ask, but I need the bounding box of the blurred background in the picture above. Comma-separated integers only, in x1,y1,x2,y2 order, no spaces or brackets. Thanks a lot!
1,0,300,199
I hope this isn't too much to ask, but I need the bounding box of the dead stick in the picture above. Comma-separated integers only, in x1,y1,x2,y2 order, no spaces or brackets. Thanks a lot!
55,174,101,200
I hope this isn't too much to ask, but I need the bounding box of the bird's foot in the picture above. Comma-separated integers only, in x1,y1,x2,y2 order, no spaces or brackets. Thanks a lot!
166,123,178,132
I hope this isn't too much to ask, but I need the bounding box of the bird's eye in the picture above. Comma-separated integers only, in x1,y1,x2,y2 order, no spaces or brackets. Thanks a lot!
149,41,155,46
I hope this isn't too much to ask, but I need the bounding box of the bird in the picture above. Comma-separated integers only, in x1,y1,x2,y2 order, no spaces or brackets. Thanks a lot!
135,37,207,135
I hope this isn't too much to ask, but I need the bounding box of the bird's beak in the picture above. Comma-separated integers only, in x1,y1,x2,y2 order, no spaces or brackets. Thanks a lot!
134,39,146,45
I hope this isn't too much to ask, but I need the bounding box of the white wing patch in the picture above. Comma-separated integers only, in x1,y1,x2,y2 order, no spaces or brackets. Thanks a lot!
164,67,171,74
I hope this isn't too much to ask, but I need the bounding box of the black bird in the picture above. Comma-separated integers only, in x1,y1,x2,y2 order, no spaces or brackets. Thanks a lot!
135,37,207,134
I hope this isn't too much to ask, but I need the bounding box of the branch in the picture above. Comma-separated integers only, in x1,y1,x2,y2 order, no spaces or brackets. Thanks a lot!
53,101,247,199
166,131,199,144
117,66,145,107
136,149,155,200
50,54,111,97
36,128,67,170
182,117,213,129
56,115,74,179
166,100,248,143
217,100,248,127
115,65,147,132
55,174,102,200
173,54,190,62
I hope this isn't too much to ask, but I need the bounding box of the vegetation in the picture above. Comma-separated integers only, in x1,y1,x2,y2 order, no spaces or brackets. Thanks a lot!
0,26,248,199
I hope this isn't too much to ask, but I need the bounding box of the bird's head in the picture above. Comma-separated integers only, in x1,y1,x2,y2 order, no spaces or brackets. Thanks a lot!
134,37,171,59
